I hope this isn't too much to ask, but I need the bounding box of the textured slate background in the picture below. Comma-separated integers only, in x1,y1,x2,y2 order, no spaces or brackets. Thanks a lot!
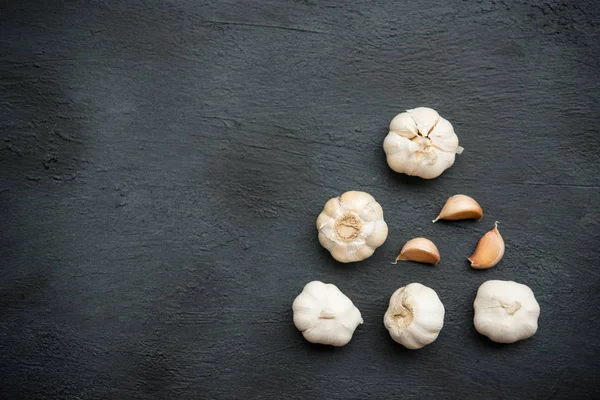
1,0,599,399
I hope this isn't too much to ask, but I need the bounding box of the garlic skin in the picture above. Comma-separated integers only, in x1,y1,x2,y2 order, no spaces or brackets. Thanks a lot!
383,283,445,349
433,194,483,222
394,237,440,265
292,281,363,346
469,222,505,269
383,107,463,179
317,191,388,263
474,280,540,344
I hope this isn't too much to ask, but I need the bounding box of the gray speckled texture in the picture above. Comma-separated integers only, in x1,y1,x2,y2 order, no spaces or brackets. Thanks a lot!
1,0,599,399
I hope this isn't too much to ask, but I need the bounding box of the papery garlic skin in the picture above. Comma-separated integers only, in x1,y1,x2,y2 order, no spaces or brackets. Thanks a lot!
317,191,388,263
474,280,540,344
383,107,463,179
292,281,363,346
383,283,445,349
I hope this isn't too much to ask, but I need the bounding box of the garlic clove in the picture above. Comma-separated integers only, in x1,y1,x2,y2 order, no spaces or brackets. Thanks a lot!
433,194,483,222
394,238,440,265
339,190,374,212
318,231,336,251
428,118,460,152
330,245,351,263
358,199,384,222
322,197,344,219
356,245,375,261
365,220,389,248
468,221,505,269
407,107,440,136
389,112,418,138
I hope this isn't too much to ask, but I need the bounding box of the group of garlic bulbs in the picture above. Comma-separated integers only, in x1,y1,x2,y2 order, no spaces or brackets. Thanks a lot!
292,107,541,349
292,279,540,348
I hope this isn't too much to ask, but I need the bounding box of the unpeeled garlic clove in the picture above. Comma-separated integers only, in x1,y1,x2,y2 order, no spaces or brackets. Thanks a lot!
468,222,504,269
433,194,483,223
394,237,440,265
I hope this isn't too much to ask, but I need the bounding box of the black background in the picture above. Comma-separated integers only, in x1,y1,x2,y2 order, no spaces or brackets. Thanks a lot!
1,1,599,399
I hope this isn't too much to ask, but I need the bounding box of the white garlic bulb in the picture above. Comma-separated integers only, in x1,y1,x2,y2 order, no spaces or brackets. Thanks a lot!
292,281,363,346
383,283,445,349
383,107,463,179
474,280,540,344
316,191,388,263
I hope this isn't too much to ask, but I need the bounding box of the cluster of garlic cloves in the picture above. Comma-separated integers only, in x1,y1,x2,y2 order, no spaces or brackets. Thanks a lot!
394,194,504,269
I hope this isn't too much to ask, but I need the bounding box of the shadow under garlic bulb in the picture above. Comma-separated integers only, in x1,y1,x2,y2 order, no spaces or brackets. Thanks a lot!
383,107,463,179
316,191,388,263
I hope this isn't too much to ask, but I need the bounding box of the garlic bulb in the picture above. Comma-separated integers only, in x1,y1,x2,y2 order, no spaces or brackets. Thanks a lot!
383,283,445,349
292,281,363,346
383,107,463,179
316,191,388,263
474,280,540,344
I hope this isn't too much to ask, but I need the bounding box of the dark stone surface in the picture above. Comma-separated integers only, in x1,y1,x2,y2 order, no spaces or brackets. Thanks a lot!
1,0,599,398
